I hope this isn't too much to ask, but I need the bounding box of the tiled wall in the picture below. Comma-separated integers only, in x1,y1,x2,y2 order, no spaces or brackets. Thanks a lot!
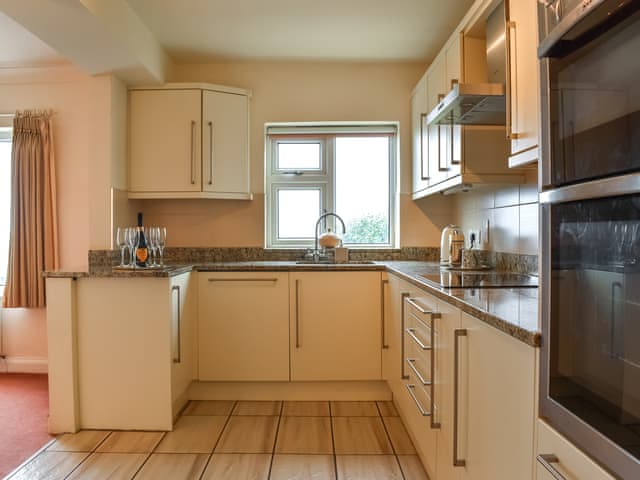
453,170,539,256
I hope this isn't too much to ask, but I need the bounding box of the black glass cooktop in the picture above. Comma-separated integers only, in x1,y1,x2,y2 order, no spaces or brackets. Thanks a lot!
418,270,538,288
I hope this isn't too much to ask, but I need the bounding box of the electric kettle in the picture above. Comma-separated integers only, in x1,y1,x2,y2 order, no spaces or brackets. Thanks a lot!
440,225,465,266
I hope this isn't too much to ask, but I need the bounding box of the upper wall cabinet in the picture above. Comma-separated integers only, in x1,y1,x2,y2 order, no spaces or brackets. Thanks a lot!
128,84,252,200
506,0,540,168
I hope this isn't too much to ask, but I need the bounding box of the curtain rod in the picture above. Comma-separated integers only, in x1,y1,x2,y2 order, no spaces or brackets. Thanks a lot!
0,113,15,118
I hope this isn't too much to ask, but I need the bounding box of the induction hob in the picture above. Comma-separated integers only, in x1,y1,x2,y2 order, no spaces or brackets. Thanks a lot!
418,270,538,288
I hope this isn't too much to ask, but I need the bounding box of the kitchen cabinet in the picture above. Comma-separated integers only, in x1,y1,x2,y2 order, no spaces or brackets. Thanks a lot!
197,272,290,381
73,273,196,430
289,271,382,381
411,74,429,197
386,273,536,480
457,311,536,480
128,84,252,200
383,274,415,384
535,420,615,480
412,21,522,199
506,0,540,168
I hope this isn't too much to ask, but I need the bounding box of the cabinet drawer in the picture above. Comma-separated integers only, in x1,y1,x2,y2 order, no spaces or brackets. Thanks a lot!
405,295,440,332
536,420,615,480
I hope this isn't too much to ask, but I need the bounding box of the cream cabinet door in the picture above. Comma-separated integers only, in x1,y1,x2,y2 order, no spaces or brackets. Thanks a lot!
170,273,197,418
129,89,202,193
383,274,417,383
445,34,462,179
198,272,290,381
459,312,536,480
427,56,449,187
290,271,382,381
507,0,540,159
536,420,615,480
202,90,250,197
411,75,429,196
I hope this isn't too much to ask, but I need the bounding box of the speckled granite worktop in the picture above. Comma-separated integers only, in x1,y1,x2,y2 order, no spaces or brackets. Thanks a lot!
46,259,540,347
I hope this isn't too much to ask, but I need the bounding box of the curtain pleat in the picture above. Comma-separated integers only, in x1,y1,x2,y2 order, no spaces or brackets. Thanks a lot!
2,112,58,308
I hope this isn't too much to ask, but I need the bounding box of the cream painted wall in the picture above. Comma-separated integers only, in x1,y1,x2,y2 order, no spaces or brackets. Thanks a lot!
453,170,539,256
0,66,123,366
135,61,450,247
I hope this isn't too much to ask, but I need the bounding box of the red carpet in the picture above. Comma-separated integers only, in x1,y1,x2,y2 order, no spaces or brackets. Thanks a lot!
0,374,53,478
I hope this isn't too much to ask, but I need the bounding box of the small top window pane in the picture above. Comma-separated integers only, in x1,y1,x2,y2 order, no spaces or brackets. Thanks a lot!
277,142,321,170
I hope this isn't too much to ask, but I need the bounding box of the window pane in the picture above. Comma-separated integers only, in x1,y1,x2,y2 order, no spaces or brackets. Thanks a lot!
335,137,390,244
277,143,321,170
277,189,321,239
0,140,11,288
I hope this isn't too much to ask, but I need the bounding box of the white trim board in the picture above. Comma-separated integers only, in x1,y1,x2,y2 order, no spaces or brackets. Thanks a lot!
0,356,48,374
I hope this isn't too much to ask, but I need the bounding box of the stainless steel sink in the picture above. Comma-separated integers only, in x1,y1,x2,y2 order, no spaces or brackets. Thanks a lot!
295,260,377,265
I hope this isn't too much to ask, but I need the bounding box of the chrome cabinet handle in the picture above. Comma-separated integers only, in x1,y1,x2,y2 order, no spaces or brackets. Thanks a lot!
406,358,430,386
406,384,431,417
190,120,196,185
420,113,429,180
381,279,389,349
172,285,181,364
295,279,301,348
406,297,439,316
208,121,214,185
429,310,440,429
208,278,278,283
453,328,467,467
537,454,567,480
400,292,411,380
406,328,431,351
505,20,521,141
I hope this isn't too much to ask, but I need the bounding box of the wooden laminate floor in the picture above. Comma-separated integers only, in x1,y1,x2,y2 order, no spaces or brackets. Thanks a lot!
5,400,429,480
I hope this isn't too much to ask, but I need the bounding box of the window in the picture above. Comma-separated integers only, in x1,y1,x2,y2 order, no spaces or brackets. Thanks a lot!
265,124,397,248
0,127,11,295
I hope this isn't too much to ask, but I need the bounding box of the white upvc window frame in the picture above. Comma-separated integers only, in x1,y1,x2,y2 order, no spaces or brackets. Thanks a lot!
265,123,398,249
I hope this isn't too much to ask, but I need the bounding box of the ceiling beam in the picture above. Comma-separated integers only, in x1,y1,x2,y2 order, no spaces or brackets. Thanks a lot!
0,0,172,85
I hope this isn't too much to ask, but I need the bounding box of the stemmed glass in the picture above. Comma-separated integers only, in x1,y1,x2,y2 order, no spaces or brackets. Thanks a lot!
126,228,139,268
116,227,127,267
157,227,167,266
147,227,158,267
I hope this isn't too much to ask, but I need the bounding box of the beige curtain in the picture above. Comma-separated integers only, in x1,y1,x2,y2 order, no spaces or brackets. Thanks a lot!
2,111,59,308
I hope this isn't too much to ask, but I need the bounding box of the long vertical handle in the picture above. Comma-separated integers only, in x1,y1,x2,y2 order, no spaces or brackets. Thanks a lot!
381,279,389,349
430,312,441,429
208,121,214,185
437,94,449,172
400,292,411,380
505,20,520,140
190,120,196,184
453,328,467,467
295,279,301,348
172,285,182,364
420,113,429,180
537,454,568,480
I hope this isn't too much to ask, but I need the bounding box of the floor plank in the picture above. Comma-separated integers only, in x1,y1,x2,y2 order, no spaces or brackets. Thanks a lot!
200,453,271,480
336,455,403,480
134,453,208,480
155,416,227,454
332,417,393,455
215,416,278,453
275,417,333,454
8,452,88,480
270,454,336,480
65,453,147,480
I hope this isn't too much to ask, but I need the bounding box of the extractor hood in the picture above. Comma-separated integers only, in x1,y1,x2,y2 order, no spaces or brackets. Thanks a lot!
427,1,506,126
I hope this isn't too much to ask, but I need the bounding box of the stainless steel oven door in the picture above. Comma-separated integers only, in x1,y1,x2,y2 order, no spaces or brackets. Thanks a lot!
539,0,640,189
540,174,640,479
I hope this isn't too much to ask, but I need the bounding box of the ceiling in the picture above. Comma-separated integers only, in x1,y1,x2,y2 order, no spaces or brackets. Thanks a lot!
126,0,474,63
0,11,65,67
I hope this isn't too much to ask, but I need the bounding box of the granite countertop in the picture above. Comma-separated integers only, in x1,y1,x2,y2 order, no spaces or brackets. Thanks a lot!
45,260,540,347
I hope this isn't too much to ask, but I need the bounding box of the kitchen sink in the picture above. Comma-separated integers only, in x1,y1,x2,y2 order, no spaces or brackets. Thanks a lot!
295,260,377,265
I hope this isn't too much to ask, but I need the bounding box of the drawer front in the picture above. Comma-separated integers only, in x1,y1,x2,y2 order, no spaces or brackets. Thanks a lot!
536,420,615,480
405,295,440,332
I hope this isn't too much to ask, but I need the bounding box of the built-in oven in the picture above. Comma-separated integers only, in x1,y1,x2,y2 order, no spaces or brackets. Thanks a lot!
538,1,640,478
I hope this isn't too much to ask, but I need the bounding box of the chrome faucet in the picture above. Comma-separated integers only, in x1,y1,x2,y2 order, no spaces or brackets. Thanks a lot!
309,212,346,261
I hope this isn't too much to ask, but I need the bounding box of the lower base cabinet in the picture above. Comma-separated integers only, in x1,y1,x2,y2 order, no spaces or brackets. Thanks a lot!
289,271,382,381
535,420,615,480
387,273,537,480
198,272,290,381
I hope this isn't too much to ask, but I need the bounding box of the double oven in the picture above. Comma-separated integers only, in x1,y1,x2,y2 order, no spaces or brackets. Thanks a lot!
538,1,640,478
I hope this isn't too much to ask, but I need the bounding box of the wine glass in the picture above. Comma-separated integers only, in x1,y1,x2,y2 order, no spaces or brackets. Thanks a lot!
147,226,157,267
126,228,139,268
157,227,167,266
116,227,127,267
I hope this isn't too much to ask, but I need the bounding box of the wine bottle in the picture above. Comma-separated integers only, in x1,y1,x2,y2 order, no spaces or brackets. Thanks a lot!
135,212,148,268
